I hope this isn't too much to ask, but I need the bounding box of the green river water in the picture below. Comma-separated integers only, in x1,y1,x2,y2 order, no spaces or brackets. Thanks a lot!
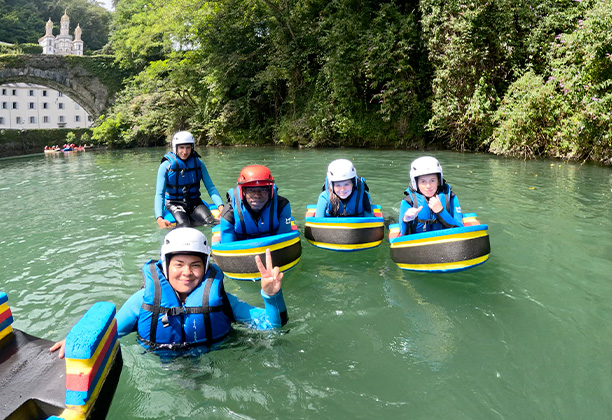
1,147,611,419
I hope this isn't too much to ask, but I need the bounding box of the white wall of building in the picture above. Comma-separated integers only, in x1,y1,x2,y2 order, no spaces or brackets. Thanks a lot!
0,83,92,129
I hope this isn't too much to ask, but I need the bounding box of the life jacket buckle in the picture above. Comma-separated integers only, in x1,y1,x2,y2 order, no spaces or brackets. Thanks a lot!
161,313,170,328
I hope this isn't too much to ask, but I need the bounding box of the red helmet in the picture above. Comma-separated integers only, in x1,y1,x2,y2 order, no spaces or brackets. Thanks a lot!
237,165,275,200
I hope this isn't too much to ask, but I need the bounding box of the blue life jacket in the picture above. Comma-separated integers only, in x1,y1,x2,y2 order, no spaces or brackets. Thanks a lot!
403,182,456,233
322,176,369,217
225,185,287,240
162,152,202,202
137,260,234,350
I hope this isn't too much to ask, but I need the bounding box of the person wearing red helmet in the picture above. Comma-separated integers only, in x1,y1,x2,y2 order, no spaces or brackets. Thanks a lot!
154,131,225,229
219,165,293,243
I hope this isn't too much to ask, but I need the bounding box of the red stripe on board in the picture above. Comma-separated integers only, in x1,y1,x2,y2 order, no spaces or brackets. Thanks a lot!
65,322,117,392
0,308,12,324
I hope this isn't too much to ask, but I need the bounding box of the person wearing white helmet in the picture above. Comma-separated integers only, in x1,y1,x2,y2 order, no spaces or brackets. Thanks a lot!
399,156,463,235
154,131,225,228
51,228,287,356
314,159,374,217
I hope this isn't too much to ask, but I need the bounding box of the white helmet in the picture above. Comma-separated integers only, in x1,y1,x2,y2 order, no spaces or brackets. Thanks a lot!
327,159,357,183
409,156,443,191
160,227,210,277
171,131,195,154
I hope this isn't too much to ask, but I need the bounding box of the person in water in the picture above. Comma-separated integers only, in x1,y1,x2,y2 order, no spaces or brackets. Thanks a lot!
399,156,463,235
154,131,224,229
219,165,293,243
51,227,287,357
314,159,374,217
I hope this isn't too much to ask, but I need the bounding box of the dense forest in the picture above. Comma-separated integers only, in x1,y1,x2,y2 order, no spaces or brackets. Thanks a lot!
2,0,612,163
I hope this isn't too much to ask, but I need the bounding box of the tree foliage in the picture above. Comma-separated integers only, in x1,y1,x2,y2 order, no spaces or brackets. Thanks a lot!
89,0,612,163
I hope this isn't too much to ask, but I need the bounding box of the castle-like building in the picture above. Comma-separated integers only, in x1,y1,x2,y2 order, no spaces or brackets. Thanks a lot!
38,11,84,56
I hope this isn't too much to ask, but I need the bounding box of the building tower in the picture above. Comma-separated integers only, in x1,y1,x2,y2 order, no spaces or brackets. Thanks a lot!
55,10,73,55
38,18,56,55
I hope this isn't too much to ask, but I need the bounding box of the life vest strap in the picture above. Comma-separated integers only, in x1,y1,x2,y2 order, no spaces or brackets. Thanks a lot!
140,303,226,315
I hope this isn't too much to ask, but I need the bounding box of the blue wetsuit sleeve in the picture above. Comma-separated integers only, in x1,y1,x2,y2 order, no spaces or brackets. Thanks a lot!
220,210,238,243
314,192,328,217
115,289,144,338
198,160,224,208
435,194,463,228
276,201,293,234
399,199,411,235
363,191,374,217
154,162,170,219
227,290,287,330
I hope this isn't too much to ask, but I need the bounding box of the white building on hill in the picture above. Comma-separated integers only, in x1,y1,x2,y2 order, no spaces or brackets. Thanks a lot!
0,83,92,129
38,11,84,56
0,12,91,129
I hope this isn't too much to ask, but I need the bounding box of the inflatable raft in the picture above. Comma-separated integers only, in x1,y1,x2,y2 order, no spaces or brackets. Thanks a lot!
210,222,301,281
303,205,384,251
0,291,122,420
162,202,220,225
388,213,490,273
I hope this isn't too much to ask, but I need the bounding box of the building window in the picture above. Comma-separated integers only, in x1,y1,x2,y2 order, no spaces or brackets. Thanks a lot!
16,117,22,124
58,92,63,97
75,115,81,122
29,90,34,96
1,89,6,95
12,102,18,109
29,102,35,109
29,116,36,124
43,116,49,123
43,102,49,109
75,103,80,110
12,89,17,96
0,117,4,125
2,102,7,109
42,90,48,97
88,116,93,122
58,102,65,109
58,116,65,123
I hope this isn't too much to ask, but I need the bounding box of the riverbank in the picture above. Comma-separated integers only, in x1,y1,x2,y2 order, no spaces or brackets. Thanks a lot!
2,128,611,166
0,128,92,158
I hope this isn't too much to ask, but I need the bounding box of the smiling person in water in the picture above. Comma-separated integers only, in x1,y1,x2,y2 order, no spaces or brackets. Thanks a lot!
51,227,287,356
399,156,463,235
154,131,225,229
314,159,374,218
219,165,293,243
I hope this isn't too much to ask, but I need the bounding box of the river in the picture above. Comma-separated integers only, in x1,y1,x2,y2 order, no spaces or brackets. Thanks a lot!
1,147,611,419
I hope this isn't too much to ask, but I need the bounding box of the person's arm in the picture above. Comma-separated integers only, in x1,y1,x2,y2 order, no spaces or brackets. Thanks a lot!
276,200,293,234
226,291,286,330
155,162,172,228
314,192,328,217
198,160,224,208
399,199,412,235
220,206,238,243
227,249,287,329
115,289,144,338
50,289,144,358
